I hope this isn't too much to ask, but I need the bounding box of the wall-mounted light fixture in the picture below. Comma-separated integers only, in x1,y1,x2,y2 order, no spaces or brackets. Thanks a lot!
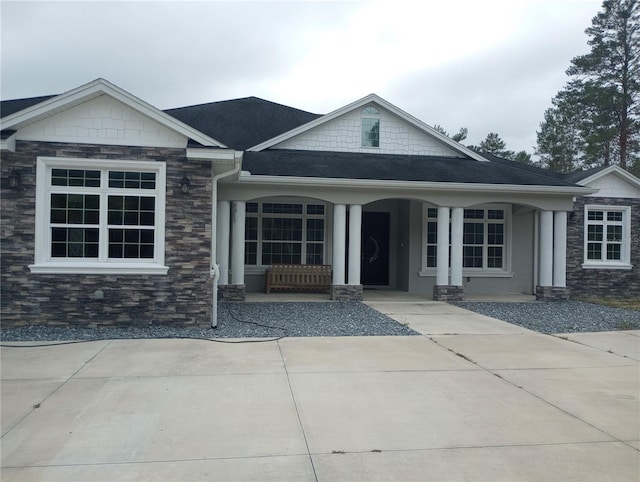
7,169,21,189
180,174,191,194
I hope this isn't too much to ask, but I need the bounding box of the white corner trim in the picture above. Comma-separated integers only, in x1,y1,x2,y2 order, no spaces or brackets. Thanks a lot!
29,263,169,275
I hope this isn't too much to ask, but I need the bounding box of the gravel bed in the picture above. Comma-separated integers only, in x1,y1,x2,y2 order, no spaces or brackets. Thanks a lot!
0,302,418,342
453,301,640,334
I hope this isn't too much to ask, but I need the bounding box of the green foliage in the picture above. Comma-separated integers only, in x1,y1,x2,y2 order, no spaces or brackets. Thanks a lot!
537,0,640,171
433,125,468,143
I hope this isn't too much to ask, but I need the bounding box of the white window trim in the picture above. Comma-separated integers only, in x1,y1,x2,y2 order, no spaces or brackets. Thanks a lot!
244,199,327,268
582,204,632,270
419,203,513,277
29,157,168,275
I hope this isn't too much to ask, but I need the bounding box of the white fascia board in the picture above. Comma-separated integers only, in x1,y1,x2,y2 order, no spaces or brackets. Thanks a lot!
186,148,239,161
188,148,243,180
247,93,489,162
578,165,640,189
237,173,598,196
1,78,227,148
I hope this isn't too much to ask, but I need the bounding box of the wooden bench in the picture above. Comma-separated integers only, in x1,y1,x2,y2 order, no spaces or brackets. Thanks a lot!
265,264,332,293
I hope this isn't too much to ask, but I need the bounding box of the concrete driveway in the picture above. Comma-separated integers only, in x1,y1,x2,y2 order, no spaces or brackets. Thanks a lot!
1,301,639,481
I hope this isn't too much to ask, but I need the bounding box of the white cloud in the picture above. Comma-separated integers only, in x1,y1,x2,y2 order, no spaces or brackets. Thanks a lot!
1,0,602,154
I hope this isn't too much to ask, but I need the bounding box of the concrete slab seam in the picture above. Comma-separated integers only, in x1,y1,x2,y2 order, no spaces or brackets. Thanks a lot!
551,333,640,362
0,340,114,438
277,340,319,482
427,336,633,449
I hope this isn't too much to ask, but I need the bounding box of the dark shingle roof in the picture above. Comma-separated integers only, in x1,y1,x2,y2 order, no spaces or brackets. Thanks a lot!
561,165,609,183
242,150,580,187
165,97,321,150
1,95,57,118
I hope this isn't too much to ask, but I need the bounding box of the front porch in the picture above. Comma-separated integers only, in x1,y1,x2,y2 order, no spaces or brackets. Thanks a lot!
244,290,536,303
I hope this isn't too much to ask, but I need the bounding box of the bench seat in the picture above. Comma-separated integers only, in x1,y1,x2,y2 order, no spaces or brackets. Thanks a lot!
265,264,332,293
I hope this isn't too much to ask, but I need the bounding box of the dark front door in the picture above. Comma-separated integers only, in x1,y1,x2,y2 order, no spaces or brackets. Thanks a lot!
361,212,389,285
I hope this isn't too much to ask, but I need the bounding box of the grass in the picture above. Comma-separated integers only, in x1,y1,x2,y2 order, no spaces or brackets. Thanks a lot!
575,297,640,311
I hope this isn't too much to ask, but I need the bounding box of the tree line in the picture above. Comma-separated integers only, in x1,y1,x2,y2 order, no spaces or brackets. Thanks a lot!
437,0,639,177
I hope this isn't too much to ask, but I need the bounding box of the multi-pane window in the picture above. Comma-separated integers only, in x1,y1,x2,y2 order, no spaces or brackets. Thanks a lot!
361,106,380,148
245,202,326,266
584,206,631,266
32,158,166,273
425,206,507,270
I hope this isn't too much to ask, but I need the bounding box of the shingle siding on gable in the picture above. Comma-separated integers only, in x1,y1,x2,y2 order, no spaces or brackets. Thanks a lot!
566,196,640,298
0,141,213,328
584,175,640,199
17,96,189,149
274,109,462,156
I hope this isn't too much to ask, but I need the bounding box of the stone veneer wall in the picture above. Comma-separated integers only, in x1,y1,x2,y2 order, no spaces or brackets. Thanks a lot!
566,196,640,298
1,141,214,328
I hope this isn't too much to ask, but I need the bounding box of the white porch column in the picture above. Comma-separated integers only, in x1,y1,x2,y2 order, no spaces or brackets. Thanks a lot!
348,204,362,285
553,211,567,287
332,204,347,285
539,210,554,286
450,207,464,286
216,200,230,285
230,201,245,285
436,207,450,286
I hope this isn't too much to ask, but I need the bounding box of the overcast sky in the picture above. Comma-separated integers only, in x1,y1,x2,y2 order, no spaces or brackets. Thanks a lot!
1,0,601,154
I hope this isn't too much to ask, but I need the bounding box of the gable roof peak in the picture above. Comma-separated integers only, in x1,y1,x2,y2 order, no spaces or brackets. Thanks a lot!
248,93,490,162
1,78,227,148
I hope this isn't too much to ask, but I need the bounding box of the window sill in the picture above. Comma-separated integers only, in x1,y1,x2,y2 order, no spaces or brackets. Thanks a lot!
581,263,633,271
29,263,169,275
419,270,514,278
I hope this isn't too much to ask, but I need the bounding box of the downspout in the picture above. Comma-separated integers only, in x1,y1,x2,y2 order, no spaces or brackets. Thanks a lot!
211,152,242,328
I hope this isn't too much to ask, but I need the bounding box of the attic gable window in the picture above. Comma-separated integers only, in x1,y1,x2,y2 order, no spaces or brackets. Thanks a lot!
361,106,380,148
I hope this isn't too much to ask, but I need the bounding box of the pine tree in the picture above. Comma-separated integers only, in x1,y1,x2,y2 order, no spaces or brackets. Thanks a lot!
537,0,639,171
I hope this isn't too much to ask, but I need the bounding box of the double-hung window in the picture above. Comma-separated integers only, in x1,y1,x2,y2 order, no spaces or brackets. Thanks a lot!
245,201,326,266
30,157,167,274
422,205,511,274
583,205,632,269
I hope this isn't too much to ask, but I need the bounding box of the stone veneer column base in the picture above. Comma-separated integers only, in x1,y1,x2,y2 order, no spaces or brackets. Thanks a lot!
218,284,246,302
433,285,465,301
331,284,363,301
535,285,570,301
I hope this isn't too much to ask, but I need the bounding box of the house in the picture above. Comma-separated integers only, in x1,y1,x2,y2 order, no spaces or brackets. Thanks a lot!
1,79,638,328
